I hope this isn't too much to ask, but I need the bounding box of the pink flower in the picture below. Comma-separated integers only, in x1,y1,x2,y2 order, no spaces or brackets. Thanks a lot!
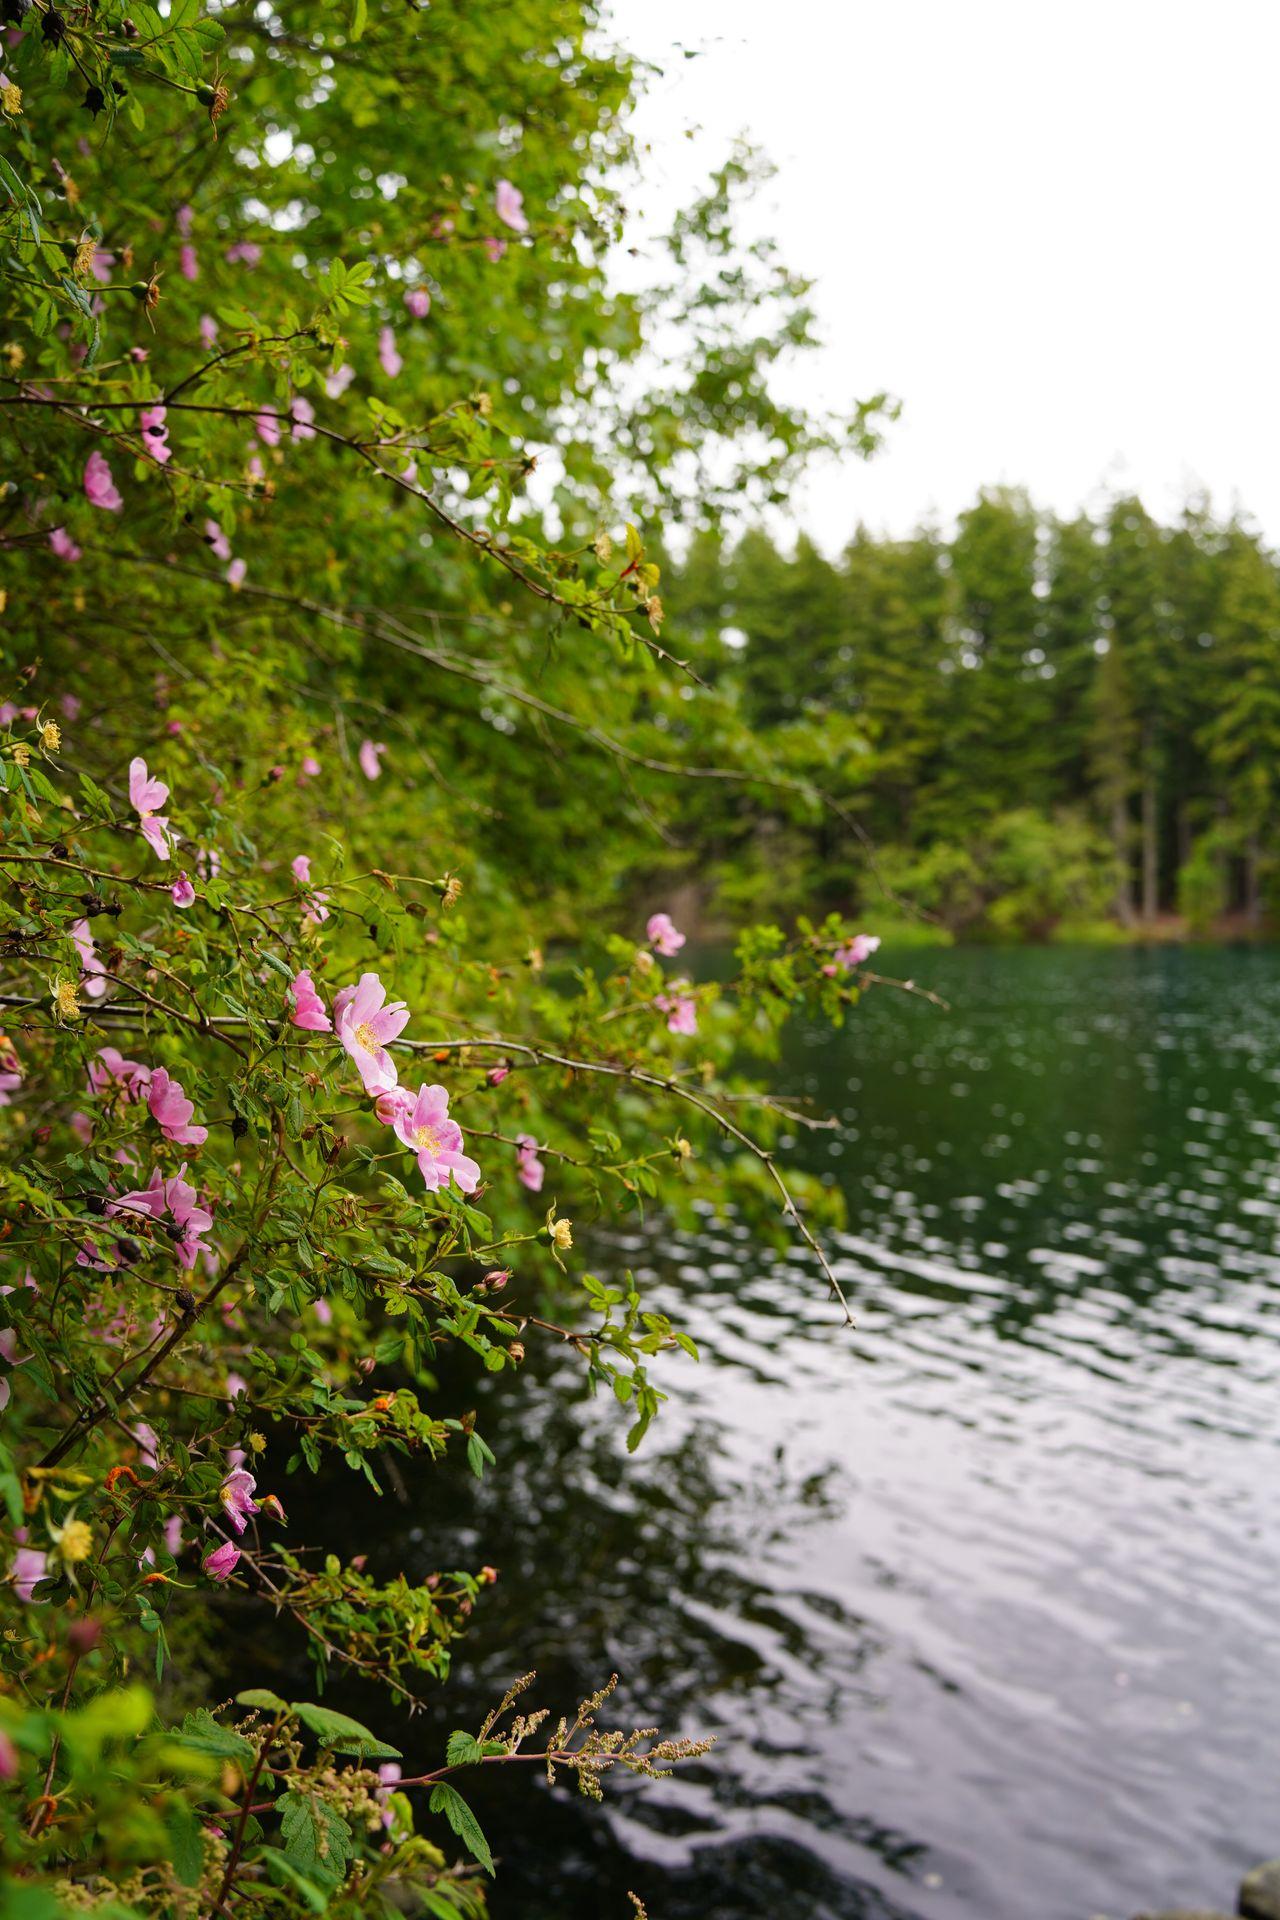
392,1083,481,1193
225,241,262,267
227,1372,247,1401
129,755,174,860
290,396,316,442
129,345,149,363
84,450,123,511
0,1327,29,1411
378,326,402,378
831,934,881,970
203,1541,240,1581
61,693,82,719
219,1467,259,1534
70,1110,93,1144
171,872,196,908
302,890,329,927
404,287,431,317
89,1046,151,1103
89,248,114,285
255,411,281,447
204,519,231,562
139,404,171,464
487,1065,509,1086
333,972,409,1095
226,557,247,589
199,313,218,348
374,1087,413,1127
196,847,221,879
299,754,321,782
176,204,194,238
0,1067,21,1109
291,854,312,885
0,1731,16,1781
325,363,355,399
147,1067,207,1148
313,1298,333,1326
647,912,685,957
70,919,108,1000
289,969,331,1033
482,236,507,264
12,1545,47,1602
495,179,529,233
516,1134,544,1193
49,526,82,562
358,739,385,780
165,1167,213,1269
654,986,698,1036
164,1515,183,1556
180,243,198,282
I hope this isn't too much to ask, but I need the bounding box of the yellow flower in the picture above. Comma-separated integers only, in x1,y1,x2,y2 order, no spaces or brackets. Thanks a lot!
0,83,21,117
550,1218,573,1252
675,1137,692,1160
40,721,61,754
57,1519,93,1564
52,977,80,1022
11,743,30,769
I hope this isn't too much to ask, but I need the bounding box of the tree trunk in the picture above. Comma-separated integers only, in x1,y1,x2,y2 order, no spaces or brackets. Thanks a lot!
1113,798,1135,926
1245,832,1262,931
1141,757,1158,922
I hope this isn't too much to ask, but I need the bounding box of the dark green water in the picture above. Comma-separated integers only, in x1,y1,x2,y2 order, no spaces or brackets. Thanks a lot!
253,947,1280,1919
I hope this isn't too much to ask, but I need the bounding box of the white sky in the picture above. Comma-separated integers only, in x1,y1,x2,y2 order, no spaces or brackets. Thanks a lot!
607,0,1280,552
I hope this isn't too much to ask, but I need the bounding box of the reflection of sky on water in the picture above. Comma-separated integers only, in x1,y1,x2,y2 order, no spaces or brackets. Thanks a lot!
257,948,1280,1920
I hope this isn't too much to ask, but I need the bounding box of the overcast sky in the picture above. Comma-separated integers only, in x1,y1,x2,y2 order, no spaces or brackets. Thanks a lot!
607,0,1280,552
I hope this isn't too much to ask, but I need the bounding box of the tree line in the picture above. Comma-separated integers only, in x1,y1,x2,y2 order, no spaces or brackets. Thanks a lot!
662,491,1280,939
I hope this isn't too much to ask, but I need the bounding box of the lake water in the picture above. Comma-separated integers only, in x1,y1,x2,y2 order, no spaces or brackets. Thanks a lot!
257,947,1280,1919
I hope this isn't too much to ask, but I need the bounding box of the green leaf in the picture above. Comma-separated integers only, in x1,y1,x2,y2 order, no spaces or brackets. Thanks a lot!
170,1708,255,1767
351,0,368,38
444,1730,482,1767
279,1789,353,1888
428,1782,494,1875
235,1688,289,1713
290,1700,400,1759
165,1796,204,1888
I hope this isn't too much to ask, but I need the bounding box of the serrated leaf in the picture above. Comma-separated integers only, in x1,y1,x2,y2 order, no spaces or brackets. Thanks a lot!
428,1782,494,1875
235,1688,289,1713
279,1790,353,1888
164,1797,204,1888
444,1730,482,1768
290,1700,400,1759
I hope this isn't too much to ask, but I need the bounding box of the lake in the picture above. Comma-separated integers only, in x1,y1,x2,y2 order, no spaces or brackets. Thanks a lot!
250,946,1280,1919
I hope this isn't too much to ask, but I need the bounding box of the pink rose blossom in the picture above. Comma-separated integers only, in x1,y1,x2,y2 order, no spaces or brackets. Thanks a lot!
171,872,196,908
12,1544,47,1603
70,1110,93,1144
487,1065,509,1086
179,243,198,282
129,755,174,860
255,411,281,447
516,1134,544,1193
129,345,149,363
165,1168,213,1269
204,519,231,562
89,1046,151,1103
147,1067,207,1147
70,919,108,1000
61,693,82,719
219,1467,259,1534
374,1087,414,1127
164,1515,183,1556
392,1083,481,1194
89,248,114,285
299,754,321,782
495,179,529,233
831,933,881,970
139,404,171,464
176,204,194,238
404,287,431,317
325,363,355,398
647,912,685,957
654,986,698,1036
378,326,402,378
333,972,409,1095
0,1327,30,1411
358,739,385,780
203,1541,240,1581
199,313,218,348
289,969,331,1033
291,854,312,885
290,396,316,442
225,241,262,267
84,450,123,511
313,1298,333,1326
49,526,82,562
226,557,247,589
482,236,507,264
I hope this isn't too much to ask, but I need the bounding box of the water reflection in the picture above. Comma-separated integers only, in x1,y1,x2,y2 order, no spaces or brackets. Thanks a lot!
258,948,1280,1920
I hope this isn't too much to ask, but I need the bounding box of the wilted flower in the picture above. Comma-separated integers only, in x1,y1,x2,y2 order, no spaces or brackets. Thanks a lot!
202,1541,239,1581
550,1217,573,1251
